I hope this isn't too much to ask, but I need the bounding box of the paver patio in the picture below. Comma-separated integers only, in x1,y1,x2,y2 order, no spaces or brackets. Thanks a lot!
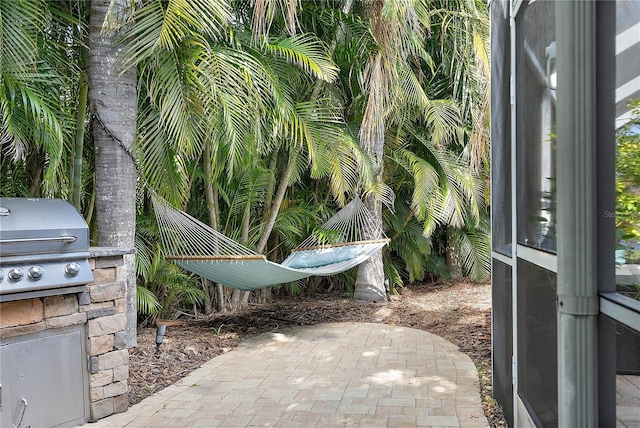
85,322,488,427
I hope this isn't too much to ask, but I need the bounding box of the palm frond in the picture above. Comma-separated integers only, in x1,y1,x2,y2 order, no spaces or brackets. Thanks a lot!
119,0,231,70
0,0,43,76
264,34,338,83
136,285,162,315
451,222,490,281
137,106,191,205
251,0,301,41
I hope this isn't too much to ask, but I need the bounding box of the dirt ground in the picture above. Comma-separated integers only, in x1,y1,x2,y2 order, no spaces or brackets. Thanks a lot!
128,279,507,427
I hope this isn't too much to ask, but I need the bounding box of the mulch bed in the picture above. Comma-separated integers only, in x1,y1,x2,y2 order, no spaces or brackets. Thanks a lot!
128,279,507,427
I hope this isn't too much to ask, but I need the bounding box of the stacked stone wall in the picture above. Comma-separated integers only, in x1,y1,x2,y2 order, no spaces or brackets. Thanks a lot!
83,253,131,420
0,248,135,422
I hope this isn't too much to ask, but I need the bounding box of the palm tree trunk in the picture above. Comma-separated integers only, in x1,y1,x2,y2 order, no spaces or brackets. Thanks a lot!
256,153,295,253
262,151,278,221
225,153,296,311
241,201,251,245
226,196,254,311
89,0,137,247
203,142,223,313
88,0,138,346
446,226,463,278
203,142,219,229
26,148,45,197
354,193,387,301
69,45,89,211
354,52,387,302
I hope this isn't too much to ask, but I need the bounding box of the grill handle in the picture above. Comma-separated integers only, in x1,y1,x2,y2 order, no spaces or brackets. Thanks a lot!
12,397,27,428
0,236,76,244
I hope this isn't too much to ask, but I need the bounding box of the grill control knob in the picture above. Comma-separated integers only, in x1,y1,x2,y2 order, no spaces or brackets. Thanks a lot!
0,268,4,282
28,265,45,280
8,268,24,281
65,262,81,277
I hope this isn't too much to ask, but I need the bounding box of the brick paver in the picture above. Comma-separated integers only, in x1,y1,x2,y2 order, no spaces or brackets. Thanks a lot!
86,322,488,427
617,374,640,427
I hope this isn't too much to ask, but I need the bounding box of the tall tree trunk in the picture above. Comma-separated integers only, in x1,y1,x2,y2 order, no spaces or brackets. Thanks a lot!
203,142,221,314
262,151,278,222
354,52,387,302
203,142,219,229
88,0,138,346
69,44,89,211
89,0,137,248
445,226,463,278
256,153,295,253
26,147,45,197
224,152,295,311
227,198,253,311
241,201,251,245
354,193,386,301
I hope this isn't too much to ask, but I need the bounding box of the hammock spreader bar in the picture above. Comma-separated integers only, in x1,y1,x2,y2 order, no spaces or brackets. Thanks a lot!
152,195,389,290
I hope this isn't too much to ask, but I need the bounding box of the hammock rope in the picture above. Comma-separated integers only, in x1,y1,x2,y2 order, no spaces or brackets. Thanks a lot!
151,195,389,290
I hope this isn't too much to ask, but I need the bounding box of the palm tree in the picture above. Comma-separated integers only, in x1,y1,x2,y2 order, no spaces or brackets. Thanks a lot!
271,0,490,295
88,0,138,248
86,0,140,347
117,0,365,310
3,0,490,313
0,0,78,198
288,0,478,299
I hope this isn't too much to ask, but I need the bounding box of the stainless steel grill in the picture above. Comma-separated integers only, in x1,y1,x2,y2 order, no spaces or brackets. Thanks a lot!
0,198,94,302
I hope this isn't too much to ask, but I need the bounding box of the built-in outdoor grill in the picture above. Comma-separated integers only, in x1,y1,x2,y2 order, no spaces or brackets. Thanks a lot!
1,198,95,428
0,197,94,302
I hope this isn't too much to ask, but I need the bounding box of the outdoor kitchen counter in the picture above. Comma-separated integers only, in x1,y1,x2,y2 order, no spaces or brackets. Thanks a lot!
1,245,136,426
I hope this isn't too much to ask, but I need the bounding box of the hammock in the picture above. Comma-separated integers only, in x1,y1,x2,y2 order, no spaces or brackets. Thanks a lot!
151,196,389,290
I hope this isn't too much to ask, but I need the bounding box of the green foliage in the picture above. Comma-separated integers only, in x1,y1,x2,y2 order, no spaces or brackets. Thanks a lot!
625,249,640,264
309,227,344,246
0,0,83,197
135,208,206,322
136,284,161,316
136,244,206,322
616,99,640,241
4,0,492,310
449,216,491,281
384,201,433,284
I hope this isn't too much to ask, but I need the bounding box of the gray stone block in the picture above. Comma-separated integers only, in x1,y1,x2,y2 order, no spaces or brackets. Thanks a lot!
45,312,87,329
114,331,128,350
89,281,126,303
78,291,92,305
95,255,124,269
104,380,128,398
87,307,117,320
90,356,100,374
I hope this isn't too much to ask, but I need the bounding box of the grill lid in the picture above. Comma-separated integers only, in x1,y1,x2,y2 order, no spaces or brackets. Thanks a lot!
0,198,94,301
0,198,90,256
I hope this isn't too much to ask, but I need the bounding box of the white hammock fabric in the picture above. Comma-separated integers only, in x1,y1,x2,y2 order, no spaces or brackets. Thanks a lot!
151,196,389,290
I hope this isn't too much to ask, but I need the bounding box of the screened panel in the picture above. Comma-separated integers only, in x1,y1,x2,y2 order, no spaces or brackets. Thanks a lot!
615,0,640,126
491,259,513,426
516,1,557,254
615,1,640,305
490,0,512,256
616,321,640,376
517,259,558,427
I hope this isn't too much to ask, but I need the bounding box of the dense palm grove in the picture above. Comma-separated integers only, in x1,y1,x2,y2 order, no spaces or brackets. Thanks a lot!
0,0,490,320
